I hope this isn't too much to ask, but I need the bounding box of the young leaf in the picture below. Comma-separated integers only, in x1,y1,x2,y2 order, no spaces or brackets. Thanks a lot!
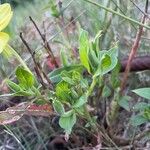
118,96,131,111
61,71,75,85
7,80,22,93
72,71,82,82
94,53,111,77
130,114,148,126
3,45,31,73
132,88,150,100
16,67,34,89
94,46,118,77
49,65,83,83
143,108,150,120
143,106,150,121
14,90,34,97
60,49,69,67
88,48,99,72
53,100,65,115
102,85,111,98
134,102,150,111
59,110,76,134
49,0,60,18
55,81,71,102
79,29,90,73
73,94,87,108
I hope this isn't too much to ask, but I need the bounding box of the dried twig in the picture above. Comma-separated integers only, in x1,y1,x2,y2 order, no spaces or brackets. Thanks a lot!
29,16,59,68
20,33,53,89
120,0,149,94
130,0,150,20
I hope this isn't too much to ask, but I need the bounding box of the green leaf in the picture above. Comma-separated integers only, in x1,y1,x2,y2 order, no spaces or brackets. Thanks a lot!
3,45,31,73
111,62,121,88
49,0,60,18
49,65,83,83
61,71,75,85
93,30,102,54
59,110,76,134
7,80,35,97
88,48,99,73
60,49,69,67
94,46,118,77
55,81,71,102
16,67,34,89
62,110,74,117
14,90,34,96
72,71,82,82
132,88,150,100
143,108,150,120
118,96,131,111
94,53,110,76
102,85,111,98
131,114,148,126
70,89,78,100
79,29,90,73
7,80,22,93
53,100,65,115
134,102,150,111
80,79,88,89
62,77,75,85
73,94,87,108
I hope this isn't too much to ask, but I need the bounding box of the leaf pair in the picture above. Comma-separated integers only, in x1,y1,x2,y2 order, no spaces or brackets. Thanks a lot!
53,94,87,134
131,88,150,126
94,46,118,77
79,28,118,76
7,67,36,96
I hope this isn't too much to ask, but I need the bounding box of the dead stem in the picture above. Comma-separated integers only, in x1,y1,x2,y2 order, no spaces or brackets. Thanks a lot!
20,32,53,89
29,16,59,68
120,0,148,94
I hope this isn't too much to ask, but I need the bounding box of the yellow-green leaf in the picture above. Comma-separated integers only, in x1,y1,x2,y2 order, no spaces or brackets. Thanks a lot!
0,32,9,53
0,3,13,31
79,29,90,73
3,45,32,74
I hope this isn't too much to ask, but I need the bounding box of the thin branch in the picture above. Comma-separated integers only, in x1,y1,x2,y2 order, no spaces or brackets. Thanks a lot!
29,16,59,68
120,0,148,94
35,10,86,52
110,0,137,30
130,0,150,20
134,128,150,141
83,0,150,29
20,33,48,89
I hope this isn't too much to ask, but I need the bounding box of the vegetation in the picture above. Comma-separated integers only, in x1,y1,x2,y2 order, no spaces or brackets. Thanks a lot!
0,0,150,149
